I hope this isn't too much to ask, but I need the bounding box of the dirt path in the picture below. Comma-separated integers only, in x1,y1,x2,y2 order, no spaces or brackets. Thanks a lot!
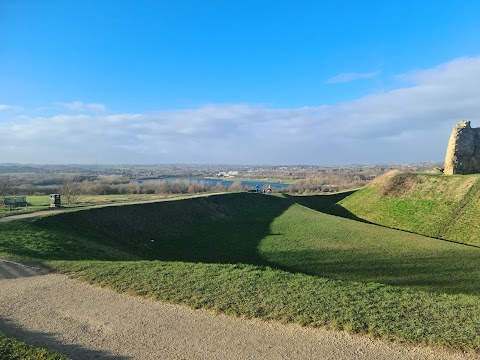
0,261,476,360
0,192,226,223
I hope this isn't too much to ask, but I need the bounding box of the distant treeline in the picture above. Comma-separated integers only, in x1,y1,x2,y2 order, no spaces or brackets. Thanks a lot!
2,176,248,196
2,174,365,197
285,175,367,194
0,162,442,197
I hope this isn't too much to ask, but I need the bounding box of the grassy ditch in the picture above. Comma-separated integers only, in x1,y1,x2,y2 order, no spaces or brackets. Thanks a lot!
2,192,480,351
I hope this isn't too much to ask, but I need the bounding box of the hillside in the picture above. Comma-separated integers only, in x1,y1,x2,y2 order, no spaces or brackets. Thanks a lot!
328,171,480,245
4,193,290,264
4,192,480,350
1,192,480,294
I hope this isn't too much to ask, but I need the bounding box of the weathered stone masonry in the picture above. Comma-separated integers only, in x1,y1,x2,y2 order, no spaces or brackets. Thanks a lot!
444,120,480,175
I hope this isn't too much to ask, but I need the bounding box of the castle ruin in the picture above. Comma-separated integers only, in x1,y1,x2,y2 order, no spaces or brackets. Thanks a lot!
444,120,480,175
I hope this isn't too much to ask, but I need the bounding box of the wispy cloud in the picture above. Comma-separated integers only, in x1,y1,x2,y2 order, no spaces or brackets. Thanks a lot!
56,101,107,112
0,104,12,111
326,71,380,84
2,57,480,164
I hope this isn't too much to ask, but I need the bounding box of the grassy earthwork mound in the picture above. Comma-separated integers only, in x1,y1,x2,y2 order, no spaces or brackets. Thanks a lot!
328,171,480,246
2,190,480,352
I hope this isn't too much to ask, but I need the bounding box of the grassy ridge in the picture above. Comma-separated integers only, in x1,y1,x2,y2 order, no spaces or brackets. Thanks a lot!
330,172,480,245
2,192,480,350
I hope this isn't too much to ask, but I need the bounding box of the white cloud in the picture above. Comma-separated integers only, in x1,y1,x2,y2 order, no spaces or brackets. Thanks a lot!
0,104,12,111
56,101,107,112
1,56,480,164
326,71,380,84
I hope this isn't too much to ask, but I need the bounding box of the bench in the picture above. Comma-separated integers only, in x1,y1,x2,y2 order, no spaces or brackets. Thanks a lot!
2,196,28,210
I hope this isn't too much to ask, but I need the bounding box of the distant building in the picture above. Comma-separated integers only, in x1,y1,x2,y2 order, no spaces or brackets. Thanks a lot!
217,171,239,178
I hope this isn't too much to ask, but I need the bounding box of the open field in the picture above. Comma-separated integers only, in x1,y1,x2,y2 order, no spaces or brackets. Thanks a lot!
28,193,188,207
2,192,480,353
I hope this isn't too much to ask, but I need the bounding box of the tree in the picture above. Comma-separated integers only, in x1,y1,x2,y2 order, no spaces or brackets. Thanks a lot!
61,175,81,205
0,176,12,202
228,181,243,192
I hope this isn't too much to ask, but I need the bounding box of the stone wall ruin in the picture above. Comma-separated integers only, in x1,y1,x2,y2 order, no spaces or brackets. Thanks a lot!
444,120,480,175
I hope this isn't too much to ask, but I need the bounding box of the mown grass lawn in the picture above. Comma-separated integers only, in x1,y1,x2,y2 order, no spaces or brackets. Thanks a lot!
2,192,480,352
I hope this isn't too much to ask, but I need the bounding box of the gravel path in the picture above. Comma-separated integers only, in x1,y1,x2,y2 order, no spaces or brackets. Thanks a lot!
0,261,476,360
0,208,66,222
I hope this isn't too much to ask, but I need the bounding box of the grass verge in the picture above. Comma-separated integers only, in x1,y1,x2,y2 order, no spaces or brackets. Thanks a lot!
52,260,480,351
0,332,67,360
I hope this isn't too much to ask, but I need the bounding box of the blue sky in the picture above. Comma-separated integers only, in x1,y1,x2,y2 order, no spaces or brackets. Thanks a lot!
1,1,480,164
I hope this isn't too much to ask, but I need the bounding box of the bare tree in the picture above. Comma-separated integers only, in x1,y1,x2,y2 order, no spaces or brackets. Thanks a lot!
0,176,12,202
228,181,243,192
61,175,81,205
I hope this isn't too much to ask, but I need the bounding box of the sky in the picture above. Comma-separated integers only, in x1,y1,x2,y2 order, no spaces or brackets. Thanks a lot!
1,1,480,165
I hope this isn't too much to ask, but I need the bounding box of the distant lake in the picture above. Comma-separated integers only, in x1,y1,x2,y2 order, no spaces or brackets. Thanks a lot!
138,177,290,189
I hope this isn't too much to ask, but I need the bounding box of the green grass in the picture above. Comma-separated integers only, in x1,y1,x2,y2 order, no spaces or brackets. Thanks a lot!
0,193,206,218
0,332,67,360
53,260,480,350
2,192,480,351
329,172,480,245
26,195,51,206
260,204,480,294
443,181,480,243
1,195,56,218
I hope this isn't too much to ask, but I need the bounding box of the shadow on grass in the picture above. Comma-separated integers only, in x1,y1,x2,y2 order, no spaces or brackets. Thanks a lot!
3,191,480,295
1,193,293,266
283,191,375,224
3,192,369,264
282,190,356,212
284,191,379,224
261,249,480,295
0,317,125,360
286,191,480,250
266,192,480,295
0,260,49,280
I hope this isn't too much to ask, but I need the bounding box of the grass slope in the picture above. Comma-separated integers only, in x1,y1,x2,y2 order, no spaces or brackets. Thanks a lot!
2,193,480,350
329,172,480,245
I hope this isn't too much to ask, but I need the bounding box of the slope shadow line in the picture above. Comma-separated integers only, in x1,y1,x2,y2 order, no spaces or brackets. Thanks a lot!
286,193,480,250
